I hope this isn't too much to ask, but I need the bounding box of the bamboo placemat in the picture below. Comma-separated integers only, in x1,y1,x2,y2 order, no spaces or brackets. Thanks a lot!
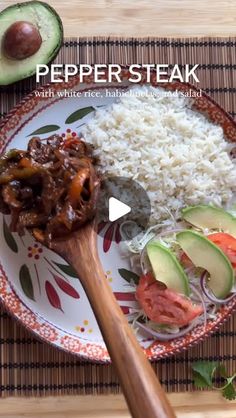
0,37,236,397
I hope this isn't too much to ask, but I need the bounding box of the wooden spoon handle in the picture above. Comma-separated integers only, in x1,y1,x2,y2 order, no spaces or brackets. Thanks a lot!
55,227,176,418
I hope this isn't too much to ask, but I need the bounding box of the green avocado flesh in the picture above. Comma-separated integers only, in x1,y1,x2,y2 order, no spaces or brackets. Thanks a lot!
177,230,234,299
146,241,190,296
0,1,63,85
182,205,236,238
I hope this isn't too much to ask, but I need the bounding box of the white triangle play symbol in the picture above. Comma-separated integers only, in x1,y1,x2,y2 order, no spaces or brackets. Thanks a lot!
108,197,131,222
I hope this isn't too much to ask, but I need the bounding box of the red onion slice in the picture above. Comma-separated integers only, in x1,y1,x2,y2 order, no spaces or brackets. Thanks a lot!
200,271,236,304
136,319,198,341
189,283,207,329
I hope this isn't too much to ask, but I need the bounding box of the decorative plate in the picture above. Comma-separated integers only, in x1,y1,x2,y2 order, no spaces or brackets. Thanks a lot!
0,69,236,363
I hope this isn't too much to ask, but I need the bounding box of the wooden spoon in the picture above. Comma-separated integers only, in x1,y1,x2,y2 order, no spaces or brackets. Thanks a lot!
49,220,176,418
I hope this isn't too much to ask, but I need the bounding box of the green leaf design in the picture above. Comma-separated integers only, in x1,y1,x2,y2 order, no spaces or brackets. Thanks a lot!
65,107,95,124
27,125,60,136
118,268,139,285
52,261,78,278
19,264,35,301
3,217,18,253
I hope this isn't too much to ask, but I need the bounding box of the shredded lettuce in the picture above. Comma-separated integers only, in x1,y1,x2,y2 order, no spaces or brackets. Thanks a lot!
121,214,225,340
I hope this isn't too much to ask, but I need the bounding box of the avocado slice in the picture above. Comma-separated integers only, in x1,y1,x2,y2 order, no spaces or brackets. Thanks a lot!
176,230,234,299
182,205,236,238
146,241,190,296
0,1,63,85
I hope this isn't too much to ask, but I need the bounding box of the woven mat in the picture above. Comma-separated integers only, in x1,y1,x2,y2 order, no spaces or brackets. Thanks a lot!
0,37,236,397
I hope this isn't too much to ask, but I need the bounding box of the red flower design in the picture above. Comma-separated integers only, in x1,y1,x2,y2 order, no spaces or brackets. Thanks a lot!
45,280,63,312
120,306,132,314
98,222,121,253
28,243,43,260
61,129,78,145
114,292,136,301
50,272,80,299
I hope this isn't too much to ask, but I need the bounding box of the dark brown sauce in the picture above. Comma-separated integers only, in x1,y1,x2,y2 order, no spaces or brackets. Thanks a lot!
0,135,100,244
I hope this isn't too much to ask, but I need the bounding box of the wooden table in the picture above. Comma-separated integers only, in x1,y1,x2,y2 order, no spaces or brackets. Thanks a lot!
1,1,236,417
2,0,236,37
0,392,235,417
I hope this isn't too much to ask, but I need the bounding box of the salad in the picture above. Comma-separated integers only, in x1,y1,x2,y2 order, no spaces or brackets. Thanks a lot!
121,205,236,340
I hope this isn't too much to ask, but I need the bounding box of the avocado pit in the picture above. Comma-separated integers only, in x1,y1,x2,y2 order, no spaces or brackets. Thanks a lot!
3,21,42,60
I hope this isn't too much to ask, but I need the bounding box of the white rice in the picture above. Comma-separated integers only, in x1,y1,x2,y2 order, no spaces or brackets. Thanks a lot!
81,86,236,222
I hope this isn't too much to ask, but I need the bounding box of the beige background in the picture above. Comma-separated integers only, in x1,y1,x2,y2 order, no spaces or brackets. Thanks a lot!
1,0,236,417
1,0,236,37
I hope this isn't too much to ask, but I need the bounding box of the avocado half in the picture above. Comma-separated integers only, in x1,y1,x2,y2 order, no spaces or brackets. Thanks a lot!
0,1,63,85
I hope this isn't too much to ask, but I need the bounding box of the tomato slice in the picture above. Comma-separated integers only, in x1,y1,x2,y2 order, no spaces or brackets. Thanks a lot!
136,273,203,326
207,233,236,267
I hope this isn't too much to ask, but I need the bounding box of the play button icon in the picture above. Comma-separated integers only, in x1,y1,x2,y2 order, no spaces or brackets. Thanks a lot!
109,197,131,222
96,176,151,242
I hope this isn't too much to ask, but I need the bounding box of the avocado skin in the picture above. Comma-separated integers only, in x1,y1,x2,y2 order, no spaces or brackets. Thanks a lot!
0,1,64,86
